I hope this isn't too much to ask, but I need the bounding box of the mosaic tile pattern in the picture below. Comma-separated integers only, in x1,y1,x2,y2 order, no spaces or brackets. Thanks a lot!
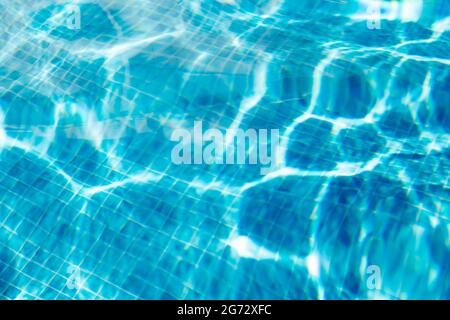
0,0,449,299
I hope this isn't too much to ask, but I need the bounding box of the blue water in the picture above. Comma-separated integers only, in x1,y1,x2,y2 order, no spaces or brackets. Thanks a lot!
0,0,449,300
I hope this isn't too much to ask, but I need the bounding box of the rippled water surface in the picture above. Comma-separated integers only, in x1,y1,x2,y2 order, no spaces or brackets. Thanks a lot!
0,0,449,299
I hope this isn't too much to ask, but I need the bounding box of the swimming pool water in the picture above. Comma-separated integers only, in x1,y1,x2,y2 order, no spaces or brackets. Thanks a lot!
0,0,449,300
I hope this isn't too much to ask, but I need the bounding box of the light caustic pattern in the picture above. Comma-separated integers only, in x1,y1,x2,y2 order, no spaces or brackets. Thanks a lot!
0,0,449,299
